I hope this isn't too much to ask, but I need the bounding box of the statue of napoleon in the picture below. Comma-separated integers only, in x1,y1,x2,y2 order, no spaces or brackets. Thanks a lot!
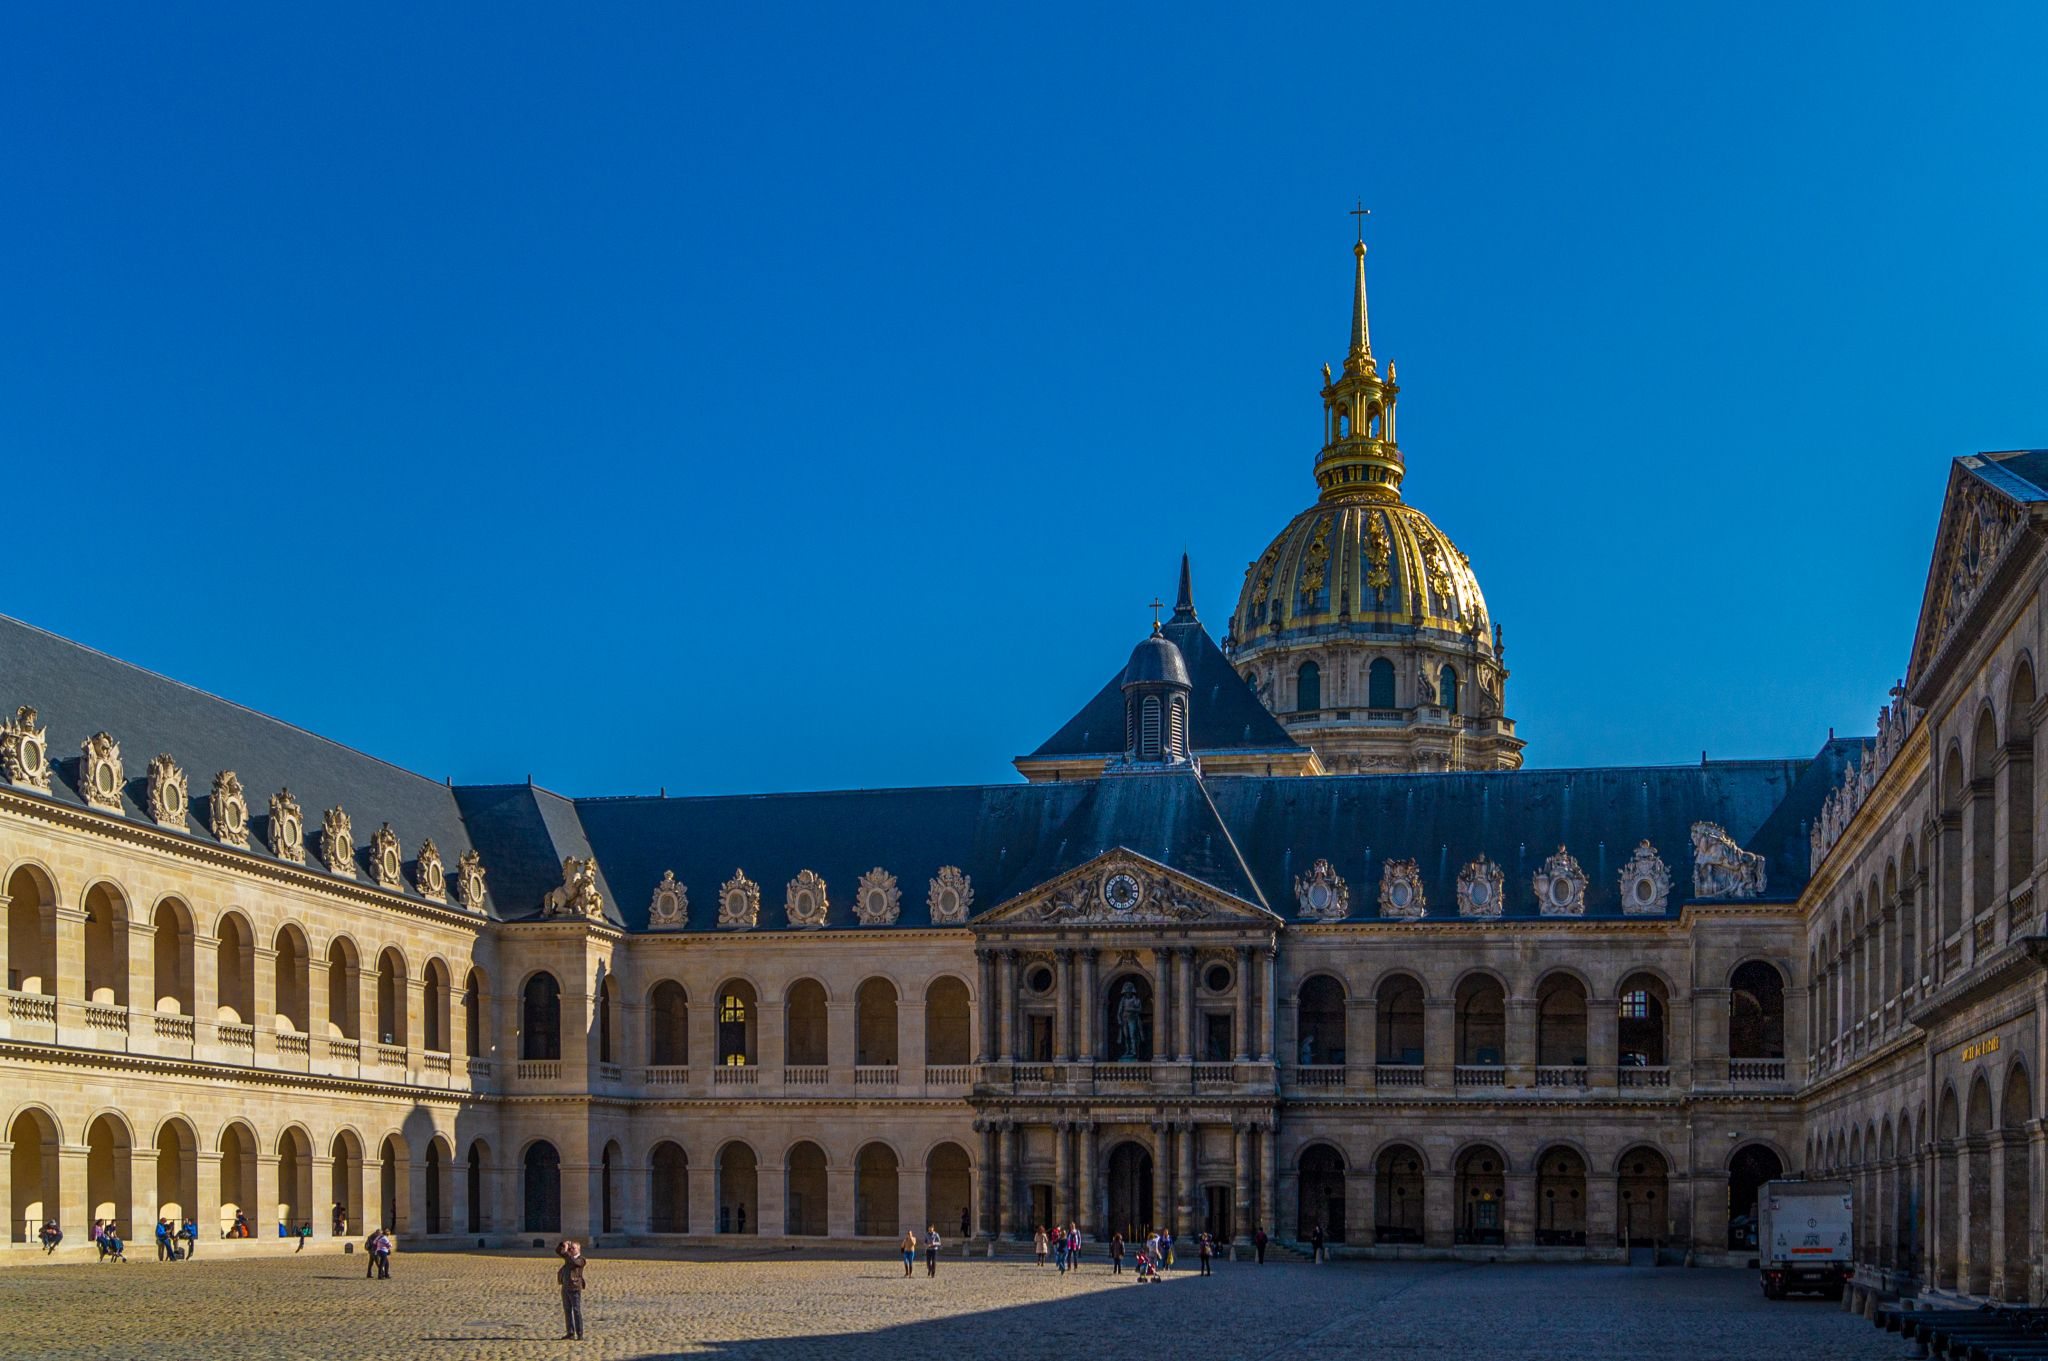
1114,981,1148,1061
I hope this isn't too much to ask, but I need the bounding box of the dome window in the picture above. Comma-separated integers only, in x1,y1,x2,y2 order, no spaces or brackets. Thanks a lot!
1296,661,1322,713
1440,666,1459,713
1368,658,1396,709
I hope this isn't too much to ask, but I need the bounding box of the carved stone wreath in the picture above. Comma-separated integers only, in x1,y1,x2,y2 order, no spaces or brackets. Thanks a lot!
415,838,447,901
1618,840,1671,916
719,869,761,929
268,789,305,863
80,732,125,812
1378,858,1427,919
855,867,901,926
1533,845,1587,917
455,849,487,912
928,865,973,924
648,870,687,928
148,754,188,829
785,869,829,927
1456,855,1505,918
321,806,355,878
1293,858,1349,921
370,823,403,890
211,771,250,848
0,706,50,792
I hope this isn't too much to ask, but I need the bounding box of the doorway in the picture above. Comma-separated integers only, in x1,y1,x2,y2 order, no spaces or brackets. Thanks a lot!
1105,1142,1154,1242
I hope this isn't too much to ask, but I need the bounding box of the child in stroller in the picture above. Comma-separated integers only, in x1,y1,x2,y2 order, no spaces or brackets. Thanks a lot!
1134,1250,1160,1283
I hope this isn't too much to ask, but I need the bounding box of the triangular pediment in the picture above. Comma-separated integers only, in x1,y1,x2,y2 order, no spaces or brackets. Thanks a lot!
1906,459,2043,701
973,849,1280,930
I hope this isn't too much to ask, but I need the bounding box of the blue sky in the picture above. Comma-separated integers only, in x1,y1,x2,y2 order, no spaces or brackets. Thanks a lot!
4,4,2045,795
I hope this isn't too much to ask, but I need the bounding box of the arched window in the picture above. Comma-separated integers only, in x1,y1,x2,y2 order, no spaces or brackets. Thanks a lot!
422,960,449,1054
375,948,406,1047
522,1142,561,1233
1729,961,1785,1060
1296,662,1322,713
1439,666,1458,713
855,977,898,1067
1455,975,1506,1066
1296,975,1345,1065
216,914,255,1026
649,981,688,1066
1971,710,1999,920
785,979,828,1067
718,982,757,1065
82,883,129,1007
596,975,616,1065
1368,658,1395,709
462,969,484,1058
1617,974,1667,1067
520,972,562,1061
925,976,972,1065
1375,974,1425,1065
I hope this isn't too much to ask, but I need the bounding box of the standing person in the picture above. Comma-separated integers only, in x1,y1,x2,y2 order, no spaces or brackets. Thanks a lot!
899,1228,918,1277
1198,1232,1214,1276
556,1239,587,1341
959,1206,969,1241
1109,1232,1124,1275
180,1219,198,1259
155,1218,170,1262
295,1222,310,1253
1145,1228,1161,1275
1311,1222,1326,1264
1034,1225,1048,1266
375,1229,393,1279
1054,1224,1067,1274
1161,1228,1174,1275
1253,1224,1268,1265
365,1228,379,1278
735,1203,746,1235
1066,1224,1081,1273
923,1225,941,1277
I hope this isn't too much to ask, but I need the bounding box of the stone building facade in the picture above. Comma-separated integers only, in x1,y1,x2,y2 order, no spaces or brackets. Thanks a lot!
2,240,2039,1304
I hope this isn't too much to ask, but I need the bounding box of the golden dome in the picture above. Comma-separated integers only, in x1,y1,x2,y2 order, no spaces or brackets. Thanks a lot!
1229,499,1491,646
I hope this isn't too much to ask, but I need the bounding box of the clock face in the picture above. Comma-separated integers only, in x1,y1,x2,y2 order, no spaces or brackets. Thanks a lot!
1103,873,1142,913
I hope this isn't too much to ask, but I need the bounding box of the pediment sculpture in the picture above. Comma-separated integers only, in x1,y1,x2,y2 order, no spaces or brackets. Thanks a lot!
268,789,305,863
1533,846,1586,917
321,806,355,878
80,732,124,812
928,865,973,924
1456,855,1504,918
455,849,487,912
543,855,604,918
1294,858,1349,921
1029,868,1209,925
210,771,251,848
855,867,901,926
370,823,403,890
147,754,188,829
0,706,50,792
785,869,830,927
1379,859,1427,919
1618,841,1671,915
416,838,447,901
648,870,687,928
719,870,761,929
1691,821,1766,899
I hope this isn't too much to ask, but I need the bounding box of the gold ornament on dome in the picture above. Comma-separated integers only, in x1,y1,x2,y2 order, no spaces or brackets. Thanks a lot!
855,867,901,926
415,838,447,901
928,865,973,924
1364,514,1392,596
80,732,124,811
719,869,761,929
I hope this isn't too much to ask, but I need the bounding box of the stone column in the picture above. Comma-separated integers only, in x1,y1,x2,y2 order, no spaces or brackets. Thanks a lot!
0,1138,11,1244
1178,948,1198,1064
1260,948,1279,1063
1423,1168,1454,1249
1587,997,1619,1090
975,951,996,1063
1587,1170,1619,1251
252,945,279,1061
1693,987,1732,1085
978,1121,998,1238
1078,949,1098,1063
126,919,156,1043
1001,1124,1020,1238
1153,949,1174,1062
195,1151,222,1245
1232,1124,1252,1244
1989,1132,2010,1301
1055,951,1075,1062
1346,996,1374,1091
1346,1166,1374,1247
135,1144,163,1244
998,951,1018,1063
1177,1120,1197,1237
53,903,87,1044
1259,1124,1278,1240
1152,1123,1173,1235
827,998,855,1084
1234,947,1254,1063
58,1143,90,1238
1076,1122,1097,1238
689,1160,717,1238
1504,995,1536,1088
828,1149,855,1239
1053,1121,1070,1225
1504,1168,1536,1247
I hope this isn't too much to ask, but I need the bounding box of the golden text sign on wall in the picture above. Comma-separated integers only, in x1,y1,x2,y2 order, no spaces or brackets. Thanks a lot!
1962,1034,2001,1063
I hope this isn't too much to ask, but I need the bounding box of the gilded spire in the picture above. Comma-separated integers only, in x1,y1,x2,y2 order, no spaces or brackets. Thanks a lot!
1346,241,1374,373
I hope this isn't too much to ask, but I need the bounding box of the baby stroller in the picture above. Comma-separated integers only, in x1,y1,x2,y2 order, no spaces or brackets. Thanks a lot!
1134,1251,1160,1283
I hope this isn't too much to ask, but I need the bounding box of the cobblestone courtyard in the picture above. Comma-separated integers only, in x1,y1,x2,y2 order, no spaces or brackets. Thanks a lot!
0,1248,1897,1360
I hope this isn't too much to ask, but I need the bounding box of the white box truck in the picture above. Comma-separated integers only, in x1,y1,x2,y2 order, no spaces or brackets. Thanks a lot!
1759,1178,1854,1299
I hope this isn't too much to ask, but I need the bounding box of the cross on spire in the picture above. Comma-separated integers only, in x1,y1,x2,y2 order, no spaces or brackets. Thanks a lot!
1350,200,1370,243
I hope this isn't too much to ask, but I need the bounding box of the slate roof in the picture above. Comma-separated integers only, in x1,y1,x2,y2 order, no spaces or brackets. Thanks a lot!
0,610,1853,933
1027,615,1305,762
0,613,499,914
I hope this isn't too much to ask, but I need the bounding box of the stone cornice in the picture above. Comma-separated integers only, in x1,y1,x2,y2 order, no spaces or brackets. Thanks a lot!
0,1039,471,1106
1907,935,2048,1029
633,926,973,945
0,786,489,934
1803,719,1933,906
